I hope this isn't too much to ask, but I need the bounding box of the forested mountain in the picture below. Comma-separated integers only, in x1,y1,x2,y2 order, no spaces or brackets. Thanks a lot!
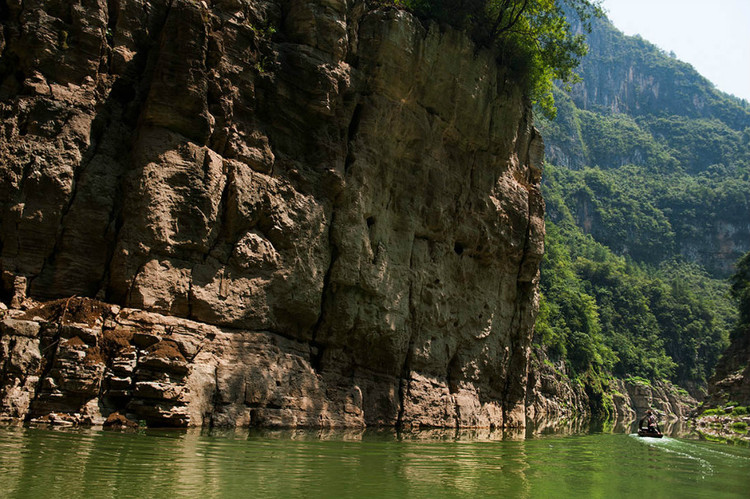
535,12,750,396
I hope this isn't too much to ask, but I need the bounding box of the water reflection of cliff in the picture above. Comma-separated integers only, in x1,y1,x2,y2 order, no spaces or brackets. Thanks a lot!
526,417,592,438
0,425,536,497
3,423,749,498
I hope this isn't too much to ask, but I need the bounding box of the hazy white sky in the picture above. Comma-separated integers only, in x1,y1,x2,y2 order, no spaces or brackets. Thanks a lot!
600,0,750,102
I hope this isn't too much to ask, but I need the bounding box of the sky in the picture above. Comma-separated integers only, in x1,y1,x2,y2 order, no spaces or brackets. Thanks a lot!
600,0,750,102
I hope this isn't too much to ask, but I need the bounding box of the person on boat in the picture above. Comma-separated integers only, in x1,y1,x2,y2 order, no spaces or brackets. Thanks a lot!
640,410,658,432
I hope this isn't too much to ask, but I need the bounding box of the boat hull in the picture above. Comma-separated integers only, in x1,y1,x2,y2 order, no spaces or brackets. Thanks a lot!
638,429,663,438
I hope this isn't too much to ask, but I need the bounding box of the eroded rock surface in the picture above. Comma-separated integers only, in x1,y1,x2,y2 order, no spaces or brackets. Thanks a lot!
524,348,697,428
524,353,590,426
615,379,696,422
0,1,545,428
705,331,750,408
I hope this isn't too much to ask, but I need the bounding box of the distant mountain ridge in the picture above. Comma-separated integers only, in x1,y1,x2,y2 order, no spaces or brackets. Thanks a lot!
538,13,750,276
543,13,750,171
532,11,750,401
572,17,750,127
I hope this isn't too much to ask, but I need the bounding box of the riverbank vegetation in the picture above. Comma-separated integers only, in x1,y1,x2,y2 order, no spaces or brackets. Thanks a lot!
531,6,749,417
536,196,733,390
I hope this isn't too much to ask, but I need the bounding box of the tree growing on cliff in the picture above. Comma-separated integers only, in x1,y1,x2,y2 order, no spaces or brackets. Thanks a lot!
393,0,604,117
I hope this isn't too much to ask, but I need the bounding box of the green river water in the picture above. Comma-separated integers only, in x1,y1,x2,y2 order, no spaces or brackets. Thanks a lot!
0,425,748,498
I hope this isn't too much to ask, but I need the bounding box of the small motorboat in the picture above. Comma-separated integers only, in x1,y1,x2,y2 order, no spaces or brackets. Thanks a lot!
637,427,663,438
637,412,663,438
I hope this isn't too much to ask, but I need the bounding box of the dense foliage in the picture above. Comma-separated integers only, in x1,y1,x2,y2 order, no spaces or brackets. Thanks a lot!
538,171,734,388
542,163,750,276
392,0,603,117
533,11,749,397
539,88,750,174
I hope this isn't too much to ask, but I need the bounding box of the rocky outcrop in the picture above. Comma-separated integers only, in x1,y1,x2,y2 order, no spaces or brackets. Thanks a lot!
524,353,590,426
1,298,370,427
0,1,544,428
693,326,750,445
613,379,696,422
524,348,697,429
704,329,750,408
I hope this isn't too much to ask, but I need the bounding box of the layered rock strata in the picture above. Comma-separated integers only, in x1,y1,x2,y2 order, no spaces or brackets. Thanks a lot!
613,379,696,422
525,350,697,429
1,298,369,426
0,1,545,428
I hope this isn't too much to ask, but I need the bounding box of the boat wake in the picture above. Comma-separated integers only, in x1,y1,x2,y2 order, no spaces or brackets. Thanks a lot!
629,432,750,476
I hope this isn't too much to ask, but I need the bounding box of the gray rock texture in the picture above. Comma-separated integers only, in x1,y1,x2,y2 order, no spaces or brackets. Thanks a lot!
524,350,697,429
614,379,696,422
705,331,750,408
0,1,545,428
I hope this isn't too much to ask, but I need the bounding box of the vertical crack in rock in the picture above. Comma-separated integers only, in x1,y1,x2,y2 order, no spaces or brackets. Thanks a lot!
125,261,148,307
344,102,362,174
397,235,422,428
0,1,8,27
99,181,126,300
447,352,461,428
203,174,230,265
308,211,337,372
0,0,21,75
501,220,533,426
187,277,195,320
105,0,119,50
309,94,364,371
209,363,220,428
502,124,543,427
27,324,62,420
34,111,110,290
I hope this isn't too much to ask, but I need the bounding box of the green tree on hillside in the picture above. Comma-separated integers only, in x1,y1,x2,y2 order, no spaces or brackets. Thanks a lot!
539,168,734,389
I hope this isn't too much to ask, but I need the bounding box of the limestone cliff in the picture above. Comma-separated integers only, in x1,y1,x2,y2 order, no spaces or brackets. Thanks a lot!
0,1,545,428
524,349,696,429
704,331,750,408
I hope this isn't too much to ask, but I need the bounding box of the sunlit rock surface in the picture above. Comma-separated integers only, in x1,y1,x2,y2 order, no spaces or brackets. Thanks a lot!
0,1,545,428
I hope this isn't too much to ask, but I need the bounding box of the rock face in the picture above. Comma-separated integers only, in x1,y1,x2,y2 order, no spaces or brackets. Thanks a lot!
524,348,697,429
567,15,750,131
524,353,589,427
0,1,545,428
613,379,696,422
1,298,370,427
705,330,750,408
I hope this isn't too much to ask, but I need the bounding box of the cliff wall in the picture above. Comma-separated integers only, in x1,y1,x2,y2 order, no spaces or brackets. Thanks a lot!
0,1,545,428
705,331,750,408
524,350,696,431
568,16,750,129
